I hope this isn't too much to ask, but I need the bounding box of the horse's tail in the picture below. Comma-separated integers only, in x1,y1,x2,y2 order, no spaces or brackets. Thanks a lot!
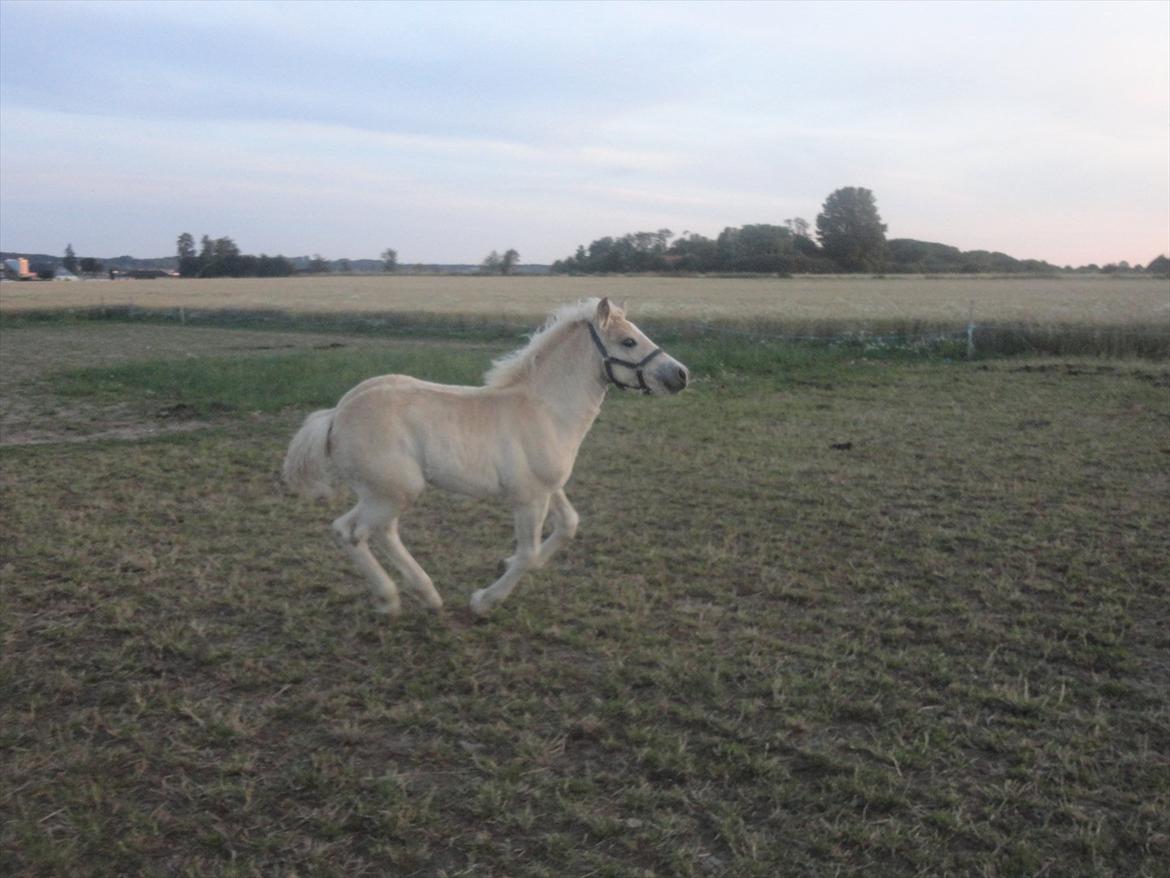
282,408,338,499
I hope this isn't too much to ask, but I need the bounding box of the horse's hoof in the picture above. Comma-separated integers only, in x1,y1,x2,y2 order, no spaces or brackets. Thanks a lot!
373,600,401,620
470,589,492,617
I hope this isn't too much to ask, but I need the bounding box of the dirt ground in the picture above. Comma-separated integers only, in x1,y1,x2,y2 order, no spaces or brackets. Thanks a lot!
0,323,390,446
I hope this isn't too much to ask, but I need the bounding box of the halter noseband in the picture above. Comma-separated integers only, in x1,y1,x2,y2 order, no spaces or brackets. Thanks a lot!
587,321,663,393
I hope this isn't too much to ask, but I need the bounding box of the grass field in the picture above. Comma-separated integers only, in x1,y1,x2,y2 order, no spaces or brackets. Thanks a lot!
2,309,1169,876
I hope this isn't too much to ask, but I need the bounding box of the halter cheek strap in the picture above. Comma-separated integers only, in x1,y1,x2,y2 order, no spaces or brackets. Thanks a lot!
587,322,663,393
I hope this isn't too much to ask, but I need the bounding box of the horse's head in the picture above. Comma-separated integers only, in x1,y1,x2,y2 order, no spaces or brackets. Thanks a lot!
589,298,689,395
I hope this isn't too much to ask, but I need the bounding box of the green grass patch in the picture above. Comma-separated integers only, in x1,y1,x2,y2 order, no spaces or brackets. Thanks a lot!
52,345,509,415
48,334,963,417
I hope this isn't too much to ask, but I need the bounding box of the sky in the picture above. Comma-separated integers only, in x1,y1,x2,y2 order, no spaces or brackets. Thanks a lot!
1,0,1167,266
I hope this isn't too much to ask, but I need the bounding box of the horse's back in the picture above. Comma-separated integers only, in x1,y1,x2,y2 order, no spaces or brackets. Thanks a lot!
337,373,480,409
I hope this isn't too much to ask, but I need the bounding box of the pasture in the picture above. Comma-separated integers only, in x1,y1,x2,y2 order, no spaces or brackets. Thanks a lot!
1,288,1169,876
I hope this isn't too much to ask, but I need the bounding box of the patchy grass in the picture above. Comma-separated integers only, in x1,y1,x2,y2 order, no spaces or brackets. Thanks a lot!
1,325,1169,876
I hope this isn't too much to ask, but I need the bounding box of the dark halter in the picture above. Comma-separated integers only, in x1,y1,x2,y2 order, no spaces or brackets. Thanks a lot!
587,321,663,393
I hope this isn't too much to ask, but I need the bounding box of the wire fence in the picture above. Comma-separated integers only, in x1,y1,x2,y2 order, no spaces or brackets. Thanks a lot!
5,301,1169,359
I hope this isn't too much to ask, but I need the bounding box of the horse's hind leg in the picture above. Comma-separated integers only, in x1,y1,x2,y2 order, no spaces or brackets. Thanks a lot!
471,496,549,616
382,519,443,612
333,500,401,617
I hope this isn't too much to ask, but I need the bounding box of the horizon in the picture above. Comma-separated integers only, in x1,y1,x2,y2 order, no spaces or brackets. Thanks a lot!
0,231,1165,270
1,1,1167,267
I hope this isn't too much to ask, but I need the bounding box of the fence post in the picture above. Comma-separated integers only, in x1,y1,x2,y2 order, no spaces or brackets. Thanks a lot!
966,301,976,359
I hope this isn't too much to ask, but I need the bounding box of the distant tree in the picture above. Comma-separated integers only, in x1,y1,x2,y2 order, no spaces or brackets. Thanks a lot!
784,217,811,239
176,233,195,260
307,254,330,274
198,234,214,274
337,258,353,273
500,249,520,275
63,244,78,274
176,232,199,276
885,239,963,273
666,232,719,272
381,248,398,272
79,257,103,275
481,250,502,274
816,187,888,271
1145,254,1170,276
207,237,242,276
212,236,240,260
717,224,796,273
256,254,295,277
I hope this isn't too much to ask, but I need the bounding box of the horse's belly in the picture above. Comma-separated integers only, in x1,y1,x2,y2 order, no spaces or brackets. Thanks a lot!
415,428,508,498
423,456,502,498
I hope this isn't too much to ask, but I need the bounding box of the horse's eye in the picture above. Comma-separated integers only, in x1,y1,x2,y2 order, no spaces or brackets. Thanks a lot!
621,338,637,348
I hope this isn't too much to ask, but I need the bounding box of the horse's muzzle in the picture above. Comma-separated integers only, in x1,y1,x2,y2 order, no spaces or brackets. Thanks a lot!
656,360,689,394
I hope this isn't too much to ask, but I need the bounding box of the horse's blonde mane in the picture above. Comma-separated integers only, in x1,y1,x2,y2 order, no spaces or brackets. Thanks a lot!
483,298,602,388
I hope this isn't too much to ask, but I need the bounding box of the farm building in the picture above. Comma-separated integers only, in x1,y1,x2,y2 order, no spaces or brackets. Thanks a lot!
2,257,34,280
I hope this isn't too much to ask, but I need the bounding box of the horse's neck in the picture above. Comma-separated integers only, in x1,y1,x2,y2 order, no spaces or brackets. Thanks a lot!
526,322,606,439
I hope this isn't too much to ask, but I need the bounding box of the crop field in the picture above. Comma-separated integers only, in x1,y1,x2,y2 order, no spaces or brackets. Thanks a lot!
2,274,1168,329
1,304,1169,876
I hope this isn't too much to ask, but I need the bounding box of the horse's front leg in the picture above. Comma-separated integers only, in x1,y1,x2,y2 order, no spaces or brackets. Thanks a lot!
471,496,549,617
532,489,579,569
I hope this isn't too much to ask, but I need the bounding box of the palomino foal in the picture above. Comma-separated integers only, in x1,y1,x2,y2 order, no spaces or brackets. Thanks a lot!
283,298,688,617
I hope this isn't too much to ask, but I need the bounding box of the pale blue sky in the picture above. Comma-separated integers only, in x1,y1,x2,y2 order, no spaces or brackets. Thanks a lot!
1,0,1167,265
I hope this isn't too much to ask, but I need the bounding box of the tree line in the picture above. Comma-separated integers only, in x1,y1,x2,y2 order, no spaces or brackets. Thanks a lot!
28,200,1165,279
172,237,523,276
176,234,297,278
552,187,1167,276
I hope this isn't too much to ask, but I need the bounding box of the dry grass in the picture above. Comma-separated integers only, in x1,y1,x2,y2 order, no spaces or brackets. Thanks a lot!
2,274,1167,327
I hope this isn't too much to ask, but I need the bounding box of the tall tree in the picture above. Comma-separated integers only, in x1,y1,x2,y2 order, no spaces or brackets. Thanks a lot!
481,250,502,274
500,249,520,275
176,232,195,260
63,244,78,274
815,187,887,271
176,232,198,276
380,248,398,272
784,217,810,239
198,235,214,274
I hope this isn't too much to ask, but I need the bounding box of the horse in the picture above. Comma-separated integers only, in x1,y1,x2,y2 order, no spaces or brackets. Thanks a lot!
282,297,689,618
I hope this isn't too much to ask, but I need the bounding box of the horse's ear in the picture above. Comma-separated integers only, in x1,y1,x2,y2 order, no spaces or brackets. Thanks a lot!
597,297,612,327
